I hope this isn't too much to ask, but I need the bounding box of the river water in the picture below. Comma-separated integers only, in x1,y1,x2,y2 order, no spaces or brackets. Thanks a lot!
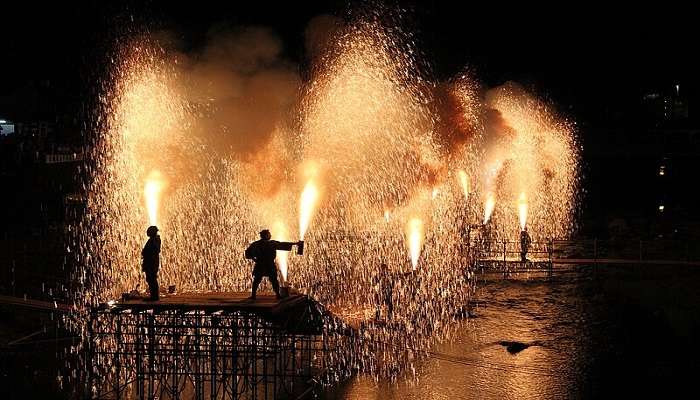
324,265,700,399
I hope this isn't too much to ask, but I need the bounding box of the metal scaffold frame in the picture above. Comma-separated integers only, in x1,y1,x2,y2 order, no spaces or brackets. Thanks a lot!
87,305,328,400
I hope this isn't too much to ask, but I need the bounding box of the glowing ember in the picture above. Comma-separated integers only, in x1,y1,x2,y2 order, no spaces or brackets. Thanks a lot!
457,169,470,199
406,217,424,270
518,192,528,230
483,192,496,224
299,179,319,240
144,170,165,226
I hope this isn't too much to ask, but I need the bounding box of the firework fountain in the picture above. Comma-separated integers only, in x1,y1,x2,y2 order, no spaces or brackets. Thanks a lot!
64,10,580,391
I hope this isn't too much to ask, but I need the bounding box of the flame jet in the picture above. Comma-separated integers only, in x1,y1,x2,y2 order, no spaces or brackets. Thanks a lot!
406,217,424,270
299,179,319,240
144,170,165,226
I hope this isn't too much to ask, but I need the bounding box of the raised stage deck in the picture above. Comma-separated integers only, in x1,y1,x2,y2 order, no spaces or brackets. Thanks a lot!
99,291,325,336
112,292,308,314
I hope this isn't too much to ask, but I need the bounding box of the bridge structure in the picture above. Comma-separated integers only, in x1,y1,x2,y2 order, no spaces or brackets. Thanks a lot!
468,235,700,273
86,292,337,400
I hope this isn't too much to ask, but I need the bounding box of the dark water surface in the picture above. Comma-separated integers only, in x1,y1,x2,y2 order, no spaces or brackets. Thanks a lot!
324,265,700,399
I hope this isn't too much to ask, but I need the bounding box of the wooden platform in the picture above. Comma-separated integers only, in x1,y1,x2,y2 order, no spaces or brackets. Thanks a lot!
111,291,309,315
98,291,326,335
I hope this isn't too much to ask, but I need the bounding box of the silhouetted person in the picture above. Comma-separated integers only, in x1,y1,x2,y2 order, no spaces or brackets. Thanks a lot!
245,229,300,300
141,225,161,301
520,227,531,263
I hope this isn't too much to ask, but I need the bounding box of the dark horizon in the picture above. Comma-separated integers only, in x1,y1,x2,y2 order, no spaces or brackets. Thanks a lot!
2,1,699,112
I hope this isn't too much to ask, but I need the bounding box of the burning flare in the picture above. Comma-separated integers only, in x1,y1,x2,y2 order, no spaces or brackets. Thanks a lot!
518,192,528,231
483,192,496,224
144,170,165,226
406,217,424,270
299,179,320,239
457,170,470,199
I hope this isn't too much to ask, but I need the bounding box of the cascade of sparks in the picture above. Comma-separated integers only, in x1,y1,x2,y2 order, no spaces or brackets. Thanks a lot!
64,11,581,388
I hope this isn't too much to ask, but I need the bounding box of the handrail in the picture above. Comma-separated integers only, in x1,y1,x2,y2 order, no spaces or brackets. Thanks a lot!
469,238,699,265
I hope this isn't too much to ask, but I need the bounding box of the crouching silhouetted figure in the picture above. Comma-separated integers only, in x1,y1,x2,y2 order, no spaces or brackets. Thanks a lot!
245,229,300,300
141,226,161,301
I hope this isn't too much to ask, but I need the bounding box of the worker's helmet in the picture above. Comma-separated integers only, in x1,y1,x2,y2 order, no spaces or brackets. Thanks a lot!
147,226,159,237
259,229,271,239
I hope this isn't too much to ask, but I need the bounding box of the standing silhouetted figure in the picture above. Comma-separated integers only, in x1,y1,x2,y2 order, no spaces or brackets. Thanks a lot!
245,229,300,300
520,227,531,263
141,225,161,301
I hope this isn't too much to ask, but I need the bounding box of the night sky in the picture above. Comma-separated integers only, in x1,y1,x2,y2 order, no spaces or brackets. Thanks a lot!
3,1,697,113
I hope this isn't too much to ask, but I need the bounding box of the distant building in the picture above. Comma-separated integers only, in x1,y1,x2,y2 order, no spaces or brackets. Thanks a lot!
15,120,53,139
0,118,15,135
45,149,84,164
642,83,689,124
